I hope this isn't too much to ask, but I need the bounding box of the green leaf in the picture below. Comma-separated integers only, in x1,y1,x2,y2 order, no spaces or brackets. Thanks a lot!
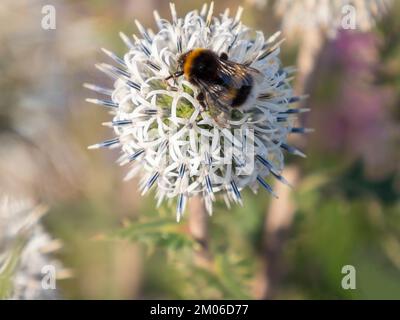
113,218,195,253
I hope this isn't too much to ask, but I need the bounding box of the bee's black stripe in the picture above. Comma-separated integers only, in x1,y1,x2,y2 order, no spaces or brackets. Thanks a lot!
231,84,252,107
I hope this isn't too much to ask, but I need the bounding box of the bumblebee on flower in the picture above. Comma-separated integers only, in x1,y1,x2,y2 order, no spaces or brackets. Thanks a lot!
86,3,310,220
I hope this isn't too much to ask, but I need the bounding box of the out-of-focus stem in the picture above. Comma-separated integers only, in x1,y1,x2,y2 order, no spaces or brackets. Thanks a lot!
258,30,324,299
257,166,300,299
296,30,324,94
188,195,213,269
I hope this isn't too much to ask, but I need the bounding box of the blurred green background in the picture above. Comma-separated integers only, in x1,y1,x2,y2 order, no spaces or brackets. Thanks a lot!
0,0,399,299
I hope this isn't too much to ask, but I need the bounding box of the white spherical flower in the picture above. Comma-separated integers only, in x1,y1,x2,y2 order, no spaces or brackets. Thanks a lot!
276,0,392,39
87,3,309,220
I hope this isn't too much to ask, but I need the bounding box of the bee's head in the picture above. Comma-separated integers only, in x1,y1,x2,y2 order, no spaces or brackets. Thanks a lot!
178,49,218,81
177,50,191,70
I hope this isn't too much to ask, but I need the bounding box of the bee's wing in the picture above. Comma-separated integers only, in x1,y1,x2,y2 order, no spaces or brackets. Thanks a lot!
200,82,234,114
217,59,263,89
201,87,230,127
196,60,263,119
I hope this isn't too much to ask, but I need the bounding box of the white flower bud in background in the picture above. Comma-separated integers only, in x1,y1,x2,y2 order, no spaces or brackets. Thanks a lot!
275,0,392,40
87,3,309,220
246,0,268,10
0,197,71,299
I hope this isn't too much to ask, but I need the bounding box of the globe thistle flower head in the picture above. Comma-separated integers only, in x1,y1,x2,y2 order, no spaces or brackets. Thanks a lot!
275,0,392,40
87,3,309,221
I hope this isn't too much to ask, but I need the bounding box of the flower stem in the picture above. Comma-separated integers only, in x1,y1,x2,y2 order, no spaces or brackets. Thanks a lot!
258,30,324,299
188,195,213,269
257,166,300,299
296,30,324,94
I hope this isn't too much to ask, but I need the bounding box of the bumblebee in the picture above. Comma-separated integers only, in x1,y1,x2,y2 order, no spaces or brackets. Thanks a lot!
167,48,263,126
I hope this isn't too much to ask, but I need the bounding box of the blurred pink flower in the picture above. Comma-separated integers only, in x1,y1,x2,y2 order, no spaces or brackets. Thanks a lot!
310,31,397,178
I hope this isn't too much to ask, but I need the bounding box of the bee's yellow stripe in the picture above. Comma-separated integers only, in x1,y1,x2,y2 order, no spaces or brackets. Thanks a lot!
183,48,205,79
227,87,239,101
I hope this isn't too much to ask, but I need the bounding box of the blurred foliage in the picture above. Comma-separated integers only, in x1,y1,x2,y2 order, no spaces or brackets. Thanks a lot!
0,240,25,299
116,217,195,253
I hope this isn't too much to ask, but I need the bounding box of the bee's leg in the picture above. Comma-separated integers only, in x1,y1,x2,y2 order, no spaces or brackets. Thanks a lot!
219,52,229,60
165,71,183,82
164,71,183,90
196,92,207,112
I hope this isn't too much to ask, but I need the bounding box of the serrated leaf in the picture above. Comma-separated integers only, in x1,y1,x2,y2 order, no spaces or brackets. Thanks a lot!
113,218,195,253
